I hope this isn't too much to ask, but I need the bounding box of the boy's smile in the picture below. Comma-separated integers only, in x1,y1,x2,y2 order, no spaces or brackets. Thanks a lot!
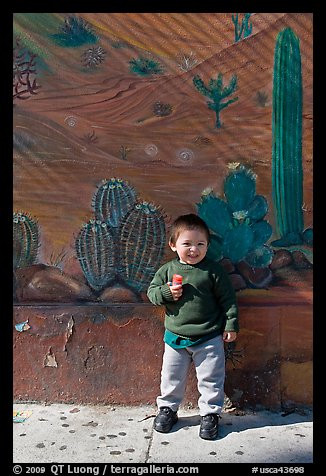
169,229,208,265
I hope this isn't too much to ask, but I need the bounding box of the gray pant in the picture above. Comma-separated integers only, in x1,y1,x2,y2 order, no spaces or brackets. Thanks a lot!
157,334,225,416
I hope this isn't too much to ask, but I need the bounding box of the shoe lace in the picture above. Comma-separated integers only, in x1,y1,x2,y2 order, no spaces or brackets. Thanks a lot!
161,407,173,414
202,414,218,422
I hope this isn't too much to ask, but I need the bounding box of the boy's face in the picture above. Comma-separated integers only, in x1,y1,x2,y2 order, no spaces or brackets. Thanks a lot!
169,228,208,265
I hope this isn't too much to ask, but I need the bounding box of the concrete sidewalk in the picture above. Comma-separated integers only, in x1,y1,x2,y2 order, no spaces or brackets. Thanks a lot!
13,403,313,464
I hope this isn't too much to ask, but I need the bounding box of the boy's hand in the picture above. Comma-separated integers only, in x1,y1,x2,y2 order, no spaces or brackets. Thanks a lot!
167,282,183,301
223,331,237,342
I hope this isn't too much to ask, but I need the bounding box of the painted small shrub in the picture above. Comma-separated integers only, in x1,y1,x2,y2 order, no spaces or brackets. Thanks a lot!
51,15,98,47
129,56,164,76
177,52,198,72
81,46,106,69
153,102,173,117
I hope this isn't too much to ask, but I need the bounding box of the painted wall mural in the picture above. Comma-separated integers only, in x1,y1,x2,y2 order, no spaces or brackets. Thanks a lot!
13,13,313,304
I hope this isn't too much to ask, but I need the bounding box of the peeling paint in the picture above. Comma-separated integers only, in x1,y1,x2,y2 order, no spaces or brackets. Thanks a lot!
63,316,74,351
44,348,58,368
15,320,31,332
66,316,74,340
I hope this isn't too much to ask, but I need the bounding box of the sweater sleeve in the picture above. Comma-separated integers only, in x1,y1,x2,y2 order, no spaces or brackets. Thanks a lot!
213,266,239,333
147,265,174,305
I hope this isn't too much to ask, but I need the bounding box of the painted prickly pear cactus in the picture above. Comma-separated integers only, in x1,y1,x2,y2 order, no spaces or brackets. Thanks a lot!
271,27,304,246
13,211,40,269
120,201,166,292
75,219,116,292
197,164,273,268
76,178,166,294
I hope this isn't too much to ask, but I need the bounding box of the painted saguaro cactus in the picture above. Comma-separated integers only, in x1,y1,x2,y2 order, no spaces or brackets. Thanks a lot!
120,202,166,292
271,27,304,246
13,211,40,269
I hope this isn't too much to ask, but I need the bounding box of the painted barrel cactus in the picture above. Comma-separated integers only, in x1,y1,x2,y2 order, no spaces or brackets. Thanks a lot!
92,177,137,229
272,27,303,246
78,178,167,295
75,219,116,292
13,211,40,269
119,202,166,292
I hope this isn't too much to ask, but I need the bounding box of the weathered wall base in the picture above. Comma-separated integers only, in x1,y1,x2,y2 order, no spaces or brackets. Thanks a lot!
13,289,312,410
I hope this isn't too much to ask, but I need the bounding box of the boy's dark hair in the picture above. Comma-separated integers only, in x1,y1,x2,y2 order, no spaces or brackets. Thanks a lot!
169,213,210,245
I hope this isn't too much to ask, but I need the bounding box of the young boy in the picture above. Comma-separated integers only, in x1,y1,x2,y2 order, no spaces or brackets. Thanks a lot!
147,213,239,440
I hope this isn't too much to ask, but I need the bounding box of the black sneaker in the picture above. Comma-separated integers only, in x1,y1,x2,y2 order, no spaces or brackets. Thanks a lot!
154,407,178,433
199,414,219,440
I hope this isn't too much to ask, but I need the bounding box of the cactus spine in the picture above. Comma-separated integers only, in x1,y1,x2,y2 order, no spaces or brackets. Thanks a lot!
272,28,303,246
13,211,40,268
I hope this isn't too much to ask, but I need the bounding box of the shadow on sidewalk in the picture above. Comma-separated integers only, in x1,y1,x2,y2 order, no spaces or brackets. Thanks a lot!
164,410,313,439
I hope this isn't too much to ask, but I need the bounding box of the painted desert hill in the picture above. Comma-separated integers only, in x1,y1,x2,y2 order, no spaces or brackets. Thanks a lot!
13,13,313,278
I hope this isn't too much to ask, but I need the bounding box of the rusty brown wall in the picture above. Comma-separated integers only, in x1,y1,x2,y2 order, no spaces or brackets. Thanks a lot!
13,294,312,410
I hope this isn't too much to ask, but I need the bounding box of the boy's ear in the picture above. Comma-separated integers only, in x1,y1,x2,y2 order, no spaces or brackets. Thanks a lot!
169,240,177,252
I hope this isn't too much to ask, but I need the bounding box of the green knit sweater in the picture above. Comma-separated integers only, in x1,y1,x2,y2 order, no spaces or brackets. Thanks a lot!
147,257,239,338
